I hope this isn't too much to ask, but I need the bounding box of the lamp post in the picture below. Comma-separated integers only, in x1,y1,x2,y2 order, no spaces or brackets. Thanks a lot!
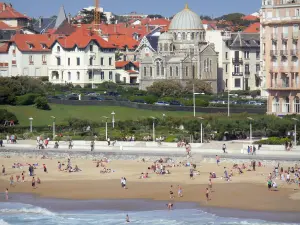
111,111,115,128
198,117,204,143
227,91,235,117
51,116,56,140
247,117,254,144
151,116,156,142
292,118,298,146
29,117,33,133
193,84,204,117
102,116,108,140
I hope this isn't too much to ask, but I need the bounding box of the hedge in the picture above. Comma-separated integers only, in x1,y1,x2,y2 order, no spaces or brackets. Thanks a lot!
254,137,291,145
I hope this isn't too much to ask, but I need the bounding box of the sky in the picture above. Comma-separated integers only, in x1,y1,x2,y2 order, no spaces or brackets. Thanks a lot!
9,0,261,18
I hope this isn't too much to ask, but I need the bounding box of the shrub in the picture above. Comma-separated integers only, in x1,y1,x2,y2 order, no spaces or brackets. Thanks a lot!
254,137,291,145
181,99,209,107
35,97,51,110
0,109,18,125
16,93,40,105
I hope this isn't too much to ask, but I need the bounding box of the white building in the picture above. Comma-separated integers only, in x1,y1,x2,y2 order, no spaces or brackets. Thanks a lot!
48,28,117,87
206,30,261,91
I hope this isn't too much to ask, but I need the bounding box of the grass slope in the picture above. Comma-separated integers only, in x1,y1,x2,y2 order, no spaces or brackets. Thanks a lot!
1,104,194,126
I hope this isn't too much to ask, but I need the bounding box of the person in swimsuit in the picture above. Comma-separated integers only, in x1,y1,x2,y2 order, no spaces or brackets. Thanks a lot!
2,165,5,176
43,164,48,173
190,168,194,179
166,203,173,210
216,155,220,166
32,177,36,189
5,188,8,200
169,185,174,199
206,188,210,202
9,175,14,187
177,185,183,197
21,172,25,182
126,214,130,223
267,179,272,191
208,179,213,191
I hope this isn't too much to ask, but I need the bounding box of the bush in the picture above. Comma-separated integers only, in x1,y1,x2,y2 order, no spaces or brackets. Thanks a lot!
16,93,40,105
0,109,18,125
254,137,291,145
181,98,209,107
35,97,51,110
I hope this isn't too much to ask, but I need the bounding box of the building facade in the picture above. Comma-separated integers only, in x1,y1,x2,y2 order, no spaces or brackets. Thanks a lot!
261,0,300,115
138,5,219,93
207,30,261,91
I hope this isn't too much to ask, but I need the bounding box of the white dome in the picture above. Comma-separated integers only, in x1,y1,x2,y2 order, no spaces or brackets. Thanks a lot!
159,32,173,41
169,4,203,30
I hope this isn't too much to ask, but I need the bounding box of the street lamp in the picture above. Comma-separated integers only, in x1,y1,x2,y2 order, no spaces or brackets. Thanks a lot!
247,117,254,144
102,116,108,140
227,92,235,117
193,84,204,117
51,116,56,140
198,117,204,143
29,117,33,133
292,118,298,146
151,116,156,142
111,111,115,128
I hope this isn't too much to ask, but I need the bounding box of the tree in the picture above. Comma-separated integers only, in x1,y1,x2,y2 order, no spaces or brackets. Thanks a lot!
147,14,164,18
147,80,183,97
184,80,213,94
35,97,51,110
200,15,212,21
80,9,107,24
216,13,245,25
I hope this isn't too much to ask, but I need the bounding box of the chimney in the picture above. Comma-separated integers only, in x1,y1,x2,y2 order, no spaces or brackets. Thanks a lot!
39,17,42,28
68,13,71,24
2,3,6,11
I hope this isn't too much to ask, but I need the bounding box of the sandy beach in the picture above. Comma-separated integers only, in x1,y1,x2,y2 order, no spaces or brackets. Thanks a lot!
1,154,300,212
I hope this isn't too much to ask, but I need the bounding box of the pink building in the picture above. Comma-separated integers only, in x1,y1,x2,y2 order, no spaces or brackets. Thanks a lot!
261,0,300,115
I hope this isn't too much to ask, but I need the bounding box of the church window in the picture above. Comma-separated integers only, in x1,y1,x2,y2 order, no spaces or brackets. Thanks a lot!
176,66,179,76
161,64,164,75
209,60,212,72
143,67,147,76
191,32,194,40
170,67,173,76
192,65,196,79
185,66,188,77
203,33,206,40
164,43,168,51
196,32,199,40
182,32,186,40
200,32,203,41
170,44,172,52
159,43,163,52
150,67,153,76
156,62,160,75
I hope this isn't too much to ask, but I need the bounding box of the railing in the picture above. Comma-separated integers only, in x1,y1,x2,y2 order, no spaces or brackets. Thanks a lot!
232,72,243,76
290,49,298,55
281,33,288,40
245,71,250,75
292,32,299,40
271,33,277,40
232,58,243,64
270,50,278,56
280,50,289,55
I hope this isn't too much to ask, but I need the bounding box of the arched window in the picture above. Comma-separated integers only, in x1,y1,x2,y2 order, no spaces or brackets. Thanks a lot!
294,96,300,113
191,32,194,40
161,63,164,75
57,46,60,52
173,33,177,40
200,32,203,41
283,97,290,113
156,61,160,76
143,67,147,76
170,44,172,52
164,43,168,51
176,66,179,76
159,43,163,51
209,60,212,72
196,32,199,40
150,67,153,76
204,59,207,72
272,97,280,113
192,65,196,79
170,67,173,77
182,32,186,40
185,66,188,77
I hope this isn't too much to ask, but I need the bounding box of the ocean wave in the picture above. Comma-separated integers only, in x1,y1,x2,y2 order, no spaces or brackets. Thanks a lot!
0,207,55,216
0,219,11,225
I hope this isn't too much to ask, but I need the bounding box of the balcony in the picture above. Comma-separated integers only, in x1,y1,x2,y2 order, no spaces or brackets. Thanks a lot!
270,50,278,56
232,58,243,64
261,16,300,25
281,33,288,41
271,33,277,41
232,72,243,76
292,32,299,40
280,50,289,56
290,49,298,56
245,71,250,75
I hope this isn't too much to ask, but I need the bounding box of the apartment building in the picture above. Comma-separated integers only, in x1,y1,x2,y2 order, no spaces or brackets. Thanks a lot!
48,28,116,87
261,0,300,115
206,30,261,91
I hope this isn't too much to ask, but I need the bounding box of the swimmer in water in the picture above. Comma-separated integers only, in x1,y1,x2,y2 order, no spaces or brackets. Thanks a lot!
126,214,130,222
166,203,173,210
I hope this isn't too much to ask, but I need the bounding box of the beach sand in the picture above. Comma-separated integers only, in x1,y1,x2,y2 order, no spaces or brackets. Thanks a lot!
0,155,300,212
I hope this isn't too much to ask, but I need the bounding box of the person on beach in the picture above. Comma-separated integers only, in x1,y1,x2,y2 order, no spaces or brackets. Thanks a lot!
43,164,48,173
267,179,272,191
69,140,73,149
166,203,173,210
208,179,213,191
252,161,256,171
216,155,220,166
107,137,111,146
2,165,5,176
9,175,14,187
169,185,174,199
37,177,41,184
91,140,95,151
222,144,226,153
190,168,194,179
32,177,36,189
205,188,210,202
177,185,183,197
5,188,8,200
21,171,25,182
126,214,130,223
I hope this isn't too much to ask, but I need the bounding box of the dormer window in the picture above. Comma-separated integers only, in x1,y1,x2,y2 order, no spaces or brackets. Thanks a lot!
41,44,46,49
57,46,61,52
29,44,33,49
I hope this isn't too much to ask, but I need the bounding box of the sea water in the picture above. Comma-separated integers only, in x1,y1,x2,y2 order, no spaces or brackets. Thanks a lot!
0,202,299,225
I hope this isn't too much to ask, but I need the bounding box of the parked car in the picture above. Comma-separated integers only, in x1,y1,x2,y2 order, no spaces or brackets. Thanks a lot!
169,100,184,106
89,96,103,101
68,96,79,100
133,99,147,104
154,101,170,106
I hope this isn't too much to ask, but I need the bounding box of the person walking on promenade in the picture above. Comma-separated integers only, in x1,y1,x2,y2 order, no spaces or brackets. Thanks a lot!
91,140,95,151
222,144,226,153
216,155,220,166
69,140,73,149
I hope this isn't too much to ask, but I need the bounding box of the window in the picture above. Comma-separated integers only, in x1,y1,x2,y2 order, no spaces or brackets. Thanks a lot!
68,58,70,66
185,66,188,77
176,66,179,76
159,43,163,51
77,57,80,66
101,71,104,80
272,97,280,113
109,71,113,80
191,32,194,40
296,9,300,17
170,67,173,76
256,64,260,72
234,78,241,88
89,57,93,66
42,55,46,64
244,51,249,59
245,64,250,74
156,61,160,75
57,57,61,66
225,52,228,59
294,97,300,113
57,46,60,52
143,67,147,76
134,55,137,61
29,55,33,65
88,71,93,80
283,97,290,113
150,67,152,76
68,72,71,81
182,32,186,40
225,79,228,88
256,51,260,59
209,60,212,72
77,72,80,80
161,64,164,75
90,45,94,52
101,57,104,65
164,43,168,51
109,57,112,66
234,64,240,73
225,64,228,73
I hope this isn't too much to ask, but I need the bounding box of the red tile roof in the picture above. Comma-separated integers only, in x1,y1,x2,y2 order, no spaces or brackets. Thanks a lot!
0,3,29,19
11,34,57,52
109,34,138,50
133,61,140,68
99,23,149,38
57,27,116,49
243,22,260,33
115,61,131,68
141,18,170,26
0,42,10,53
242,15,259,21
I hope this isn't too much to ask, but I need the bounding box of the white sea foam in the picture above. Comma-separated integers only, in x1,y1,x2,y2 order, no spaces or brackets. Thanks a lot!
0,207,55,216
0,219,11,225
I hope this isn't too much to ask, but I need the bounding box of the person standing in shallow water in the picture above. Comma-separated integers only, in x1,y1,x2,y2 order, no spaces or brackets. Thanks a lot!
126,214,130,222
5,188,8,200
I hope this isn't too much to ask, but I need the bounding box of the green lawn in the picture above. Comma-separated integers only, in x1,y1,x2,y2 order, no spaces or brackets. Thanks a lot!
1,104,195,126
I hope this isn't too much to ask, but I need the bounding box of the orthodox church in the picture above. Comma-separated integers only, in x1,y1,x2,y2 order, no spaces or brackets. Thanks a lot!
136,4,220,93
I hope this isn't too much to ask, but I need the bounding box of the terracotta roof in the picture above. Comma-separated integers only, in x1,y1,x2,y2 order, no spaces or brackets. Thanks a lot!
133,61,140,68
141,18,170,26
242,15,259,21
99,23,149,38
115,61,131,68
56,27,116,49
109,34,139,50
0,21,23,30
0,42,10,53
11,34,57,52
0,3,29,19
243,22,260,33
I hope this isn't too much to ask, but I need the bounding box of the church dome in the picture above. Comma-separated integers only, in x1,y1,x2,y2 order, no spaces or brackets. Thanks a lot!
158,32,173,41
169,4,203,30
